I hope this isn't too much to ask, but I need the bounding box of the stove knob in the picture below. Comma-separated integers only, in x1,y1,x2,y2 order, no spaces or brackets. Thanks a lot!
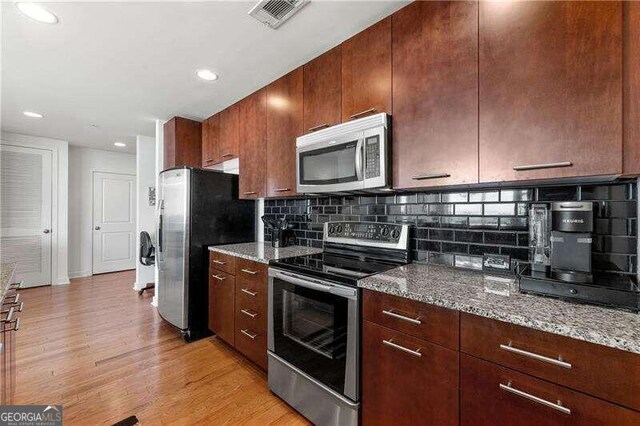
391,229,400,239
336,225,343,233
381,226,390,237
329,225,335,234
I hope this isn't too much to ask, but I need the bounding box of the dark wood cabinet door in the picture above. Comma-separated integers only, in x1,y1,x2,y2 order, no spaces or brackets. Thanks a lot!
623,1,640,175
303,46,342,133
202,114,220,167
219,103,239,161
460,354,640,426
479,1,622,183
392,1,478,189
208,269,235,346
362,321,459,426
341,17,392,122
163,117,202,170
239,89,267,199
266,68,302,198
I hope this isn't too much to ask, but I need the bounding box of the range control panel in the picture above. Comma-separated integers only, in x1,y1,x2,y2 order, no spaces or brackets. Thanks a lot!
326,221,404,243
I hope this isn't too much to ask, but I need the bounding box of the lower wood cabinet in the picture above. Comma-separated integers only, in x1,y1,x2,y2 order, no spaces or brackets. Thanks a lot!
362,320,459,425
208,269,235,346
460,354,640,425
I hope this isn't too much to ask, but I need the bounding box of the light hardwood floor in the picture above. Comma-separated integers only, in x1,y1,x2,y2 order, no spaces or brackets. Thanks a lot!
15,271,309,425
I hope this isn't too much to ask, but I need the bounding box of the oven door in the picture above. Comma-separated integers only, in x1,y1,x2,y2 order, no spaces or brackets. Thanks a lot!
268,268,359,401
296,133,365,193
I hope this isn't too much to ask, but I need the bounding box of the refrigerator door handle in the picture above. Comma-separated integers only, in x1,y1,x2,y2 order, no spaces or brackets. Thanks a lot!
157,200,164,254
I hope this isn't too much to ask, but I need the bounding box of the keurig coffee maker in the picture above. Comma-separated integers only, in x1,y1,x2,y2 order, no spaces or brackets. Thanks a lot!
549,202,593,283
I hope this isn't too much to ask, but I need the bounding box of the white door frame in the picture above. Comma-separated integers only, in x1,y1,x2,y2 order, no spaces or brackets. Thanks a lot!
91,171,136,274
0,134,69,285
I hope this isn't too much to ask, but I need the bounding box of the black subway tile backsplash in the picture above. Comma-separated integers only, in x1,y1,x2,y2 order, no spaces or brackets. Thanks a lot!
264,181,637,274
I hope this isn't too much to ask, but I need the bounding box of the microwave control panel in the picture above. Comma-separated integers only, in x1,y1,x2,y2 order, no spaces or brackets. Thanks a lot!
327,222,402,242
364,136,381,179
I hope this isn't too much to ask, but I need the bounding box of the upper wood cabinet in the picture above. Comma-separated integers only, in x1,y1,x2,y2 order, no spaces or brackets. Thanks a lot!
219,103,240,162
201,114,220,168
163,117,202,170
266,68,303,198
623,1,640,175
239,89,267,199
479,1,623,183
341,16,392,122
392,1,479,189
303,46,342,133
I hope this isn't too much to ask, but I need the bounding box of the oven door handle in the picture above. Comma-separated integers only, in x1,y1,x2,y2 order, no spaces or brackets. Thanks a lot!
355,138,364,181
271,270,358,299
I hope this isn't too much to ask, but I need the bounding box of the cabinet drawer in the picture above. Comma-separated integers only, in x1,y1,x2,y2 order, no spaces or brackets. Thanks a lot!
363,290,459,350
208,270,235,345
235,286,267,333
209,251,236,275
234,314,267,370
460,313,640,411
362,321,459,426
460,354,640,425
235,258,267,282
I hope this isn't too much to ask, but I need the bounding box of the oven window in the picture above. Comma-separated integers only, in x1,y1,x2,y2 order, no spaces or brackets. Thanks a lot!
299,141,359,185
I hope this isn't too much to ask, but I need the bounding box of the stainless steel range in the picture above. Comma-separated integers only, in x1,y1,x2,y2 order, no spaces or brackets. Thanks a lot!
267,221,410,426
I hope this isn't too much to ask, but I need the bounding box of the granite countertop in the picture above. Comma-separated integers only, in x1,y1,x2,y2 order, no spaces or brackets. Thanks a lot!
359,263,640,355
208,242,322,264
0,263,17,302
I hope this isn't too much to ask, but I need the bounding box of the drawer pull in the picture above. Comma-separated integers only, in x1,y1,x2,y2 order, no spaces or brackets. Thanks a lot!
382,339,422,358
1,307,14,323
241,309,258,318
412,173,451,181
513,161,572,171
241,329,257,340
2,293,20,305
349,108,377,120
241,268,258,275
241,288,257,297
221,153,234,158
500,342,572,369
308,123,330,132
243,191,257,196
382,309,422,325
211,259,226,265
274,188,291,192
212,274,226,281
500,381,571,415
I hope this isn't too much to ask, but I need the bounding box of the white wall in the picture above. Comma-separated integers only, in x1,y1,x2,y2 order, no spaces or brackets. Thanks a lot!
68,146,136,278
152,119,164,307
135,136,156,290
0,132,69,285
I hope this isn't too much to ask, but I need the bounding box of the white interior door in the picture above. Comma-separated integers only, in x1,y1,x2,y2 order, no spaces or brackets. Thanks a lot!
92,172,136,274
0,144,53,288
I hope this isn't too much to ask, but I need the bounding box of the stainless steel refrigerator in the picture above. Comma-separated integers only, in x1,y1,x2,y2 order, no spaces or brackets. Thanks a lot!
156,167,255,341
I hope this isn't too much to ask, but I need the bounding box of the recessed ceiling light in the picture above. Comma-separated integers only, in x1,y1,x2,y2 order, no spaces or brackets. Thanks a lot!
114,142,126,147
196,69,219,81
23,111,43,118
15,2,59,24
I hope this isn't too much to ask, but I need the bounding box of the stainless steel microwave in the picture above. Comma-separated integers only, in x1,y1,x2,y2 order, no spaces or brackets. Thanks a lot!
296,113,390,193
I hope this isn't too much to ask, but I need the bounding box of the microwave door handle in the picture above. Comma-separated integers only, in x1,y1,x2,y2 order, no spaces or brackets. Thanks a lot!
355,138,364,181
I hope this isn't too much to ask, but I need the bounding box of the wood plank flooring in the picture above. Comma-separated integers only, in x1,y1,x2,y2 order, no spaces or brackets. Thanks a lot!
15,271,309,425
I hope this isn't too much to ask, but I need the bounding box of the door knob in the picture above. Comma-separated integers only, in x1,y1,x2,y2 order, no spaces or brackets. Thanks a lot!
43,229,50,234
94,226,101,230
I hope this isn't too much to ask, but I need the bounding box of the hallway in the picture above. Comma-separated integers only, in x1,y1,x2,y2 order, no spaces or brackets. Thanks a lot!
15,271,308,425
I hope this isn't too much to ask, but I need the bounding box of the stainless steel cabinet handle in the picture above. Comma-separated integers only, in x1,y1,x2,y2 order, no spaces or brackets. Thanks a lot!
1,307,14,323
412,173,451,181
43,229,51,234
513,161,572,171
241,329,257,340
500,381,571,415
382,339,422,358
241,288,257,297
221,153,234,158
212,274,226,281
308,123,330,132
211,259,226,265
241,309,257,318
274,188,291,192
241,269,258,275
500,342,572,369
349,108,377,120
243,191,257,195
382,309,422,325
10,318,19,332
2,293,20,305
9,281,22,290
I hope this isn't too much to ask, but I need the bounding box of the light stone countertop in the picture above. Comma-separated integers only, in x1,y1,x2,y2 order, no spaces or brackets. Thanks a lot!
358,262,640,355
208,242,322,264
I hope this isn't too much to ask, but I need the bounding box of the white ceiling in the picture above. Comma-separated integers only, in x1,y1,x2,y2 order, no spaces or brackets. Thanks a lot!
2,1,409,153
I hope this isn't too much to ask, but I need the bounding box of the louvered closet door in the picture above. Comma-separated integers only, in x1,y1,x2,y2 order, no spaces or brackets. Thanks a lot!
0,145,53,287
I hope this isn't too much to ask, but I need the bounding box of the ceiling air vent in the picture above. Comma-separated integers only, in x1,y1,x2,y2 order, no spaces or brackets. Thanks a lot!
248,0,309,29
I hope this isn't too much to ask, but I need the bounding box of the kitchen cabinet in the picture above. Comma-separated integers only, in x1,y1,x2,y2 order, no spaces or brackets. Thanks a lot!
624,1,640,175
266,68,303,198
201,114,220,168
341,17,392,122
303,46,342,133
392,1,478,189
208,265,235,346
219,103,240,162
479,1,623,183
163,117,202,170
239,89,267,199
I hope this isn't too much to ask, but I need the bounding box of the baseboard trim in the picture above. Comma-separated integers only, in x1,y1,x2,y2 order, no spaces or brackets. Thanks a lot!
68,271,91,279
